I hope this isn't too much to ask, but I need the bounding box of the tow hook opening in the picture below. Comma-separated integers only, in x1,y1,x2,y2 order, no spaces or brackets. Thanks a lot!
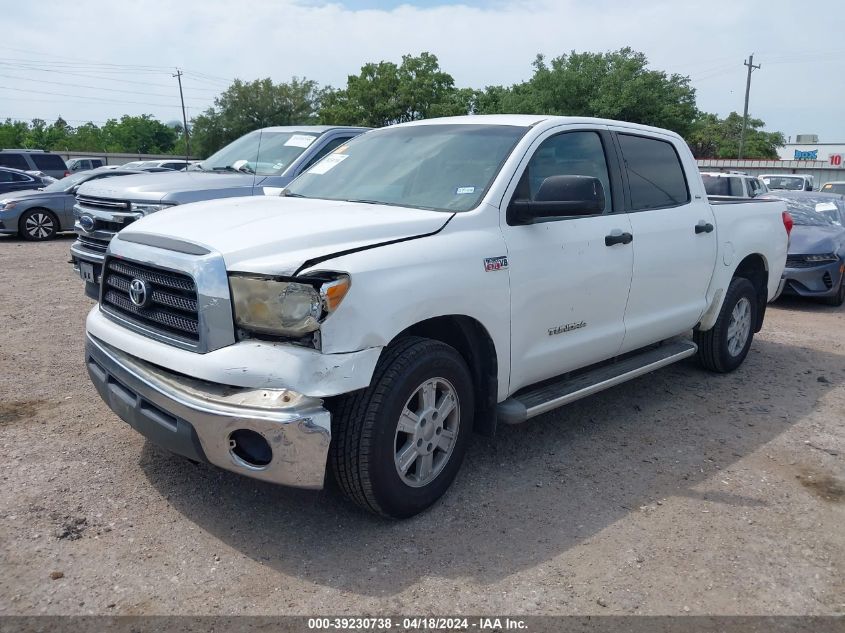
228,429,272,468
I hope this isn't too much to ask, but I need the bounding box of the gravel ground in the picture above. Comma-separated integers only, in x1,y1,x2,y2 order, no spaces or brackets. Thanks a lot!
0,234,843,616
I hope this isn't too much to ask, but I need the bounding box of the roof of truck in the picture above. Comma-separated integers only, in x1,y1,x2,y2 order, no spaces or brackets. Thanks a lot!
251,125,370,133
397,114,684,138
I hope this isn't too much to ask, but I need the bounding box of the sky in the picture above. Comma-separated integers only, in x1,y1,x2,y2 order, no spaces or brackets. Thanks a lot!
2,0,844,141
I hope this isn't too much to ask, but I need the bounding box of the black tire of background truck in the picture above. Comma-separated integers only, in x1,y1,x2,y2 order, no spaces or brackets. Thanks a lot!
19,208,59,241
328,336,474,519
823,276,845,307
694,277,758,373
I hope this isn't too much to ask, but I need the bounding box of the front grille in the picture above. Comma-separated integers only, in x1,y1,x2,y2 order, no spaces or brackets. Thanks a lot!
77,195,131,212
102,258,199,342
77,235,109,253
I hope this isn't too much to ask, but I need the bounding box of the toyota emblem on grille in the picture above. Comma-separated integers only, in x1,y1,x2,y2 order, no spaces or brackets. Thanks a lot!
128,278,150,307
79,215,95,232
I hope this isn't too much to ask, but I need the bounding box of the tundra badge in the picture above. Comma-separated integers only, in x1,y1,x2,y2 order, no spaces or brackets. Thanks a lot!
549,321,587,336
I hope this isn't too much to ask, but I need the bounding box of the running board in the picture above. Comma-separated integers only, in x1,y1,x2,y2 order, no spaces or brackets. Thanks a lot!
497,340,697,425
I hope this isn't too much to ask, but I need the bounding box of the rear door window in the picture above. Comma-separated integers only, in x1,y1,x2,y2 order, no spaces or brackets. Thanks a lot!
31,154,67,170
0,153,28,170
618,134,690,210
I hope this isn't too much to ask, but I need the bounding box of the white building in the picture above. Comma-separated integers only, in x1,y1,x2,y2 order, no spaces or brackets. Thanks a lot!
776,135,845,165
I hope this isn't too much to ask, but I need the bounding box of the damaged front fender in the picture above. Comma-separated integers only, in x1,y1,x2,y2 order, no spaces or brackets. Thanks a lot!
86,307,383,397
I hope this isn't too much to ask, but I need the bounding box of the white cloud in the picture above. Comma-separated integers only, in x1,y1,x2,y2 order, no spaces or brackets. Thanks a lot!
2,0,843,139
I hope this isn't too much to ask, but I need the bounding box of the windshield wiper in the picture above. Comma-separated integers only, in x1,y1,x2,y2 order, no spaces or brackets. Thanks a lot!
344,199,382,205
212,164,255,175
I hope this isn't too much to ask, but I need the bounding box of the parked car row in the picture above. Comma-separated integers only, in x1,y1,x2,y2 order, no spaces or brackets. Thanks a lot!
0,167,147,240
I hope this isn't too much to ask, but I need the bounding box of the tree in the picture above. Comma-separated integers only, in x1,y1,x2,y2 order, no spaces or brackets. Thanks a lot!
190,77,323,157
100,115,178,154
687,111,785,159
320,52,468,127
476,48,699,137
0,119,30,148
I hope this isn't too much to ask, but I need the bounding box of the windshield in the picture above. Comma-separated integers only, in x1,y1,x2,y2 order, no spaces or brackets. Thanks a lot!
821,183,845,194
41,171,92,192
286,124,527,212
763,176,806,191
198,130,323,176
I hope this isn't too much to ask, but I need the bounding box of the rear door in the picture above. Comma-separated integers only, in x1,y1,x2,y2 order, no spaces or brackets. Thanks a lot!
501,126,634,393
612,130,717,353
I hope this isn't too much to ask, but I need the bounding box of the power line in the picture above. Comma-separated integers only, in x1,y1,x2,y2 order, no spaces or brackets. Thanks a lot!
0,72,210,101
0,62,223,92
0,86,207,109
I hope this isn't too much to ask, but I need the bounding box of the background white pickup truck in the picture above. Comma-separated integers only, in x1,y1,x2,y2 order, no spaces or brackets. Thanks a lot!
84,115,790,518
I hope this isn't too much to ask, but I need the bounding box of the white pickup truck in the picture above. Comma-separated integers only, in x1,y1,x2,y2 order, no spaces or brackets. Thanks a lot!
84,115,791,518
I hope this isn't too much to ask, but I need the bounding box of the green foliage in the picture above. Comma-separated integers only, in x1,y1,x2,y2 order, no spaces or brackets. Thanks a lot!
475,48,699,137
0,115,178,154
687,111,785,159
320,53,466,127
190,77,323,157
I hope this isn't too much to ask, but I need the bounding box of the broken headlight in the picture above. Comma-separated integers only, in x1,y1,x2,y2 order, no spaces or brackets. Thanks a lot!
229,273,350,338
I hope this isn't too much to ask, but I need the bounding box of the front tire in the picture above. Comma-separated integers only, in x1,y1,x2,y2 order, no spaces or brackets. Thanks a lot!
695,277,758,373
329,336,474,519
20,209,59,241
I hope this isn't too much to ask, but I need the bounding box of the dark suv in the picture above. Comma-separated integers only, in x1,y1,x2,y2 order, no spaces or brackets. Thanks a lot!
0,149,69,180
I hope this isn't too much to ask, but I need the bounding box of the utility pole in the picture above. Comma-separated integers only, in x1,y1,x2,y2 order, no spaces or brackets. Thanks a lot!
173,68,191,163
738,54,761,160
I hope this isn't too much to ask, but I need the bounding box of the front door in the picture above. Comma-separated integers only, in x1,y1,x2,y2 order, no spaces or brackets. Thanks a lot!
502,127,634,394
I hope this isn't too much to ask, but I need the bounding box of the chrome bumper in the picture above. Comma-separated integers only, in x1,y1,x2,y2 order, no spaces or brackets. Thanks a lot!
86,334,331,489
70,239,107,266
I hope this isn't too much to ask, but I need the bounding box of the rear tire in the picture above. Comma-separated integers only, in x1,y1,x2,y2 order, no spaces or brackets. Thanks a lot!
695,277,758,373
19,208,59,241
328,336,474,519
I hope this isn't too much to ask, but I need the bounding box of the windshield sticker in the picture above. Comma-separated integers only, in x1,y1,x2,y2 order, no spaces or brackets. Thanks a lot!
284,134,317,148
272,162,285,170
308,153,348,175
456,186,475,194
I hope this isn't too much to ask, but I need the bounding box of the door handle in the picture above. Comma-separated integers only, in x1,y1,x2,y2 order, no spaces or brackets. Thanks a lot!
605,231,633,246
695,221,714,234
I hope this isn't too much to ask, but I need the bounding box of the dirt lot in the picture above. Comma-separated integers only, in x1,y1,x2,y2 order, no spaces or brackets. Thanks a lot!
0,234,843,616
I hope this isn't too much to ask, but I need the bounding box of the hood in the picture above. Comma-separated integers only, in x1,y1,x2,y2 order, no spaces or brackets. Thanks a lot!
788,224,845,255
0,188,65,202
118,196,453,275
76,170,264,204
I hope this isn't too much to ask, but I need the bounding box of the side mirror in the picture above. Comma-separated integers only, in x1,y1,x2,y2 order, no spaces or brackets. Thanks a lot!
508,175,605,225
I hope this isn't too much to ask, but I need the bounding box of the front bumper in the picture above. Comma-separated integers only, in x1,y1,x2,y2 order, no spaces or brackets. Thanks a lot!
86,333,332,489
71,239,108,299
781,260,844,298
